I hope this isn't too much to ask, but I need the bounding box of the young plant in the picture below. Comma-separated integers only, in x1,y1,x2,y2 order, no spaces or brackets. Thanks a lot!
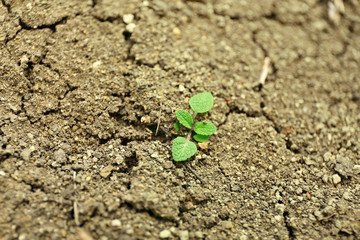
172,92,216,161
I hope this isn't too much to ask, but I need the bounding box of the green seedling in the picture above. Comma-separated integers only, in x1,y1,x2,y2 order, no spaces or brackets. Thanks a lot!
172,92,216,162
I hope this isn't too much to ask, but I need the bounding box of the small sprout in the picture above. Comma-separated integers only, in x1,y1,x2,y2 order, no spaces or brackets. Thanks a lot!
172,92,216,162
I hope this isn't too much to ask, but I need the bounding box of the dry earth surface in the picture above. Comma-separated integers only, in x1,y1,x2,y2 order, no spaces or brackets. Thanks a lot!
1,0,360,239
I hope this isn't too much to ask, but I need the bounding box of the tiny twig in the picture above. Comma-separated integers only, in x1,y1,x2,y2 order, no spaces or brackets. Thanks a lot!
73,171,80,226
183,162,203,184
328,0,344,26
74,201,80,226
334,0,344,13
160,126,172,137
259,57,270,86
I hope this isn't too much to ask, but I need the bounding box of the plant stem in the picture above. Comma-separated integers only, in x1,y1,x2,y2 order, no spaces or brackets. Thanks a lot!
186,112,197,141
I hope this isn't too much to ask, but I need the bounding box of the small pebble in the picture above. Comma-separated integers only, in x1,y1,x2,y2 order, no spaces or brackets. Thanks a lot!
18,234,27,240
111,219,121,227
115,155,124,165
51,161,61,168
141,115,151,124
353,165,360,174
335,219,342,228
332,174,341,185
159,229,171,239
314,210,322,218
335,156,353,177
274,215,282,222
178,64,186,71
178,84,185,92
169,227,177,233
163,161,173,169
126,23,136,33
194,231,204,239
151,152,159,158
293,179,300,185
239,235,248,240
21,148,32,161
179,230,189,240
173,27,181,35
322,174,329,183
123,14,134,24
323,152,333,162
54,149,66,164
92,60,102,68
222,221,233,229
342,191,351,200
100,165,114,178
10,113,17,123
198,141,208,150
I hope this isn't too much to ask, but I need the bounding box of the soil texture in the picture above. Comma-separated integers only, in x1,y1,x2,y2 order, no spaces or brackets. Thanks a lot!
1,0,360,239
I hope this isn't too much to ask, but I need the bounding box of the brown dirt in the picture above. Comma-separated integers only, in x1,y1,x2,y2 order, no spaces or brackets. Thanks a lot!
1,0,360,239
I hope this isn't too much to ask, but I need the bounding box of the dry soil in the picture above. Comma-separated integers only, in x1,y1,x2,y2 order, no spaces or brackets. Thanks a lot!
1,0,360,239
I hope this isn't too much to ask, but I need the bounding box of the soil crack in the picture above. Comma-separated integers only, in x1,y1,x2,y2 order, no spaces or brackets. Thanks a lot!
1,0,10,13
19,16,68,32
122,202,179,224
283,210,295,240
5,16,67,47
92,0,97,8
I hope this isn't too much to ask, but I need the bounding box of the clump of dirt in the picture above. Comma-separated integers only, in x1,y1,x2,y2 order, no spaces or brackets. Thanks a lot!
1,0,359,239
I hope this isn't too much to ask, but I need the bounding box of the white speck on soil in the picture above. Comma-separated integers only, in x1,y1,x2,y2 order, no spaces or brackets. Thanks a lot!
159,229,171,239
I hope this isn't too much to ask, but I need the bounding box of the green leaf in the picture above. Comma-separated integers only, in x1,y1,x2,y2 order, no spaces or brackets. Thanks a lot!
194,122,217,135
176,110,193,129
189,92,214,113
172,137,197,161
193,134,209,142
174,122,180,131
